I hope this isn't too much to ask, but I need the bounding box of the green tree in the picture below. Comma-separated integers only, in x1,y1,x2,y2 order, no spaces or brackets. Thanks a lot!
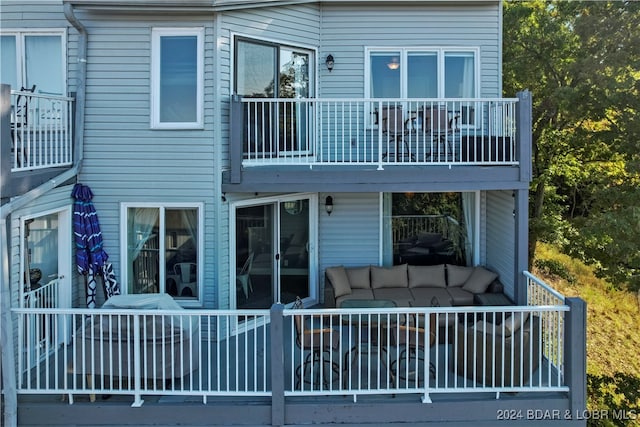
503,1,640,291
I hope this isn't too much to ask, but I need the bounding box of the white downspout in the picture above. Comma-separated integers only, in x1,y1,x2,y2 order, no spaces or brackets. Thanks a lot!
0,5,87,426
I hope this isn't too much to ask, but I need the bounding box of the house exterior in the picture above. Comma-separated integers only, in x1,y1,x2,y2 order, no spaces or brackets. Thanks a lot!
1,0,587,426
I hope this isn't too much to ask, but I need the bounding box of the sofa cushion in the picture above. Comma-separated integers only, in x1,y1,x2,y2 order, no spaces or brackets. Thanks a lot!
462,266,499,294
410,288,452,307
371,264,408,289
447,264,474,287
336,288,374,307
325,266,352,298
372,288,413,307
446,287,475,306
503,312,530,337
408,264,446,288
346,266,371,289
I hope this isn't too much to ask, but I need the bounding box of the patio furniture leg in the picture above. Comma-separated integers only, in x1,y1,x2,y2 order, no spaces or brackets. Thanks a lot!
86,374,96,402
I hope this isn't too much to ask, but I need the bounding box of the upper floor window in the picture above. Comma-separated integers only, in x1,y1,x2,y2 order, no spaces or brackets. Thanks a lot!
151,28,204,129
234,37,313,98
121,203,203,306
0,31,65,95
367,48,478,99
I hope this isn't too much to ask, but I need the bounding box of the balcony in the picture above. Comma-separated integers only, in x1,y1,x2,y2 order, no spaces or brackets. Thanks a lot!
5,89,74,172
226,94,531,192
13,272,585,426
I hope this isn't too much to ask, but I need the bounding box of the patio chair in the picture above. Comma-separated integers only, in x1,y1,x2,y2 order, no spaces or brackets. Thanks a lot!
236,252,254,299
454,313,540,387
388,312,437,386
380,105,414,162
174,262,197,296
10,85,36,166
292,297,341,389
421,105,455,161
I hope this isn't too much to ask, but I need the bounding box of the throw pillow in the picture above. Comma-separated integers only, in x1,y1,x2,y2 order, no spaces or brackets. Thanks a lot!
462,266,499,294
346,266,371,289
503,312,529,336
325,266,352,298
408,264,446,288
446,264,474,287
371,264,408,289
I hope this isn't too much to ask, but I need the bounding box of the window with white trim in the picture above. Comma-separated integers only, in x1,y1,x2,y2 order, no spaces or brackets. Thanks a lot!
122,204,203,303
0,30,65,95
367,48,478,99
151,28,204,129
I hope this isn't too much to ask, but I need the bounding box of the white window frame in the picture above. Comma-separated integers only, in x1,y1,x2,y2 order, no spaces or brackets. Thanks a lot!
120,202,204,307
150,27,204,129
365,47,480,99
0,29,67,95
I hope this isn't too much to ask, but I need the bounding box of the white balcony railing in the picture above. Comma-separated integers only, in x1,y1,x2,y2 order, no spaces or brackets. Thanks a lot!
239,98,519,168
10,90,74,171
13,283,573,405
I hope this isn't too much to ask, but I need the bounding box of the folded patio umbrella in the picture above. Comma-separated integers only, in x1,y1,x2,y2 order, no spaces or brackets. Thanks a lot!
72,183,120,307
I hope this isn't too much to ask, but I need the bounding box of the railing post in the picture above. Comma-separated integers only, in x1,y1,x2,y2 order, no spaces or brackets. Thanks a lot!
516,90,532,182
132,313,144,407
270,303,285,427
564,298,587,417
1,84,12,184
377,100,384,170
229,94,244,184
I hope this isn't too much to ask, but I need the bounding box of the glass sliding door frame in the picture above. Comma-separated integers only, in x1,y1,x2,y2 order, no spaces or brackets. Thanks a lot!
234,37,315,158
231,193,318,310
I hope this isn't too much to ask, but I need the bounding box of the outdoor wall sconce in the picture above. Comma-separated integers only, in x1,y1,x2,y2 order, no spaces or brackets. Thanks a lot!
325,54,334,72
325,196,334,215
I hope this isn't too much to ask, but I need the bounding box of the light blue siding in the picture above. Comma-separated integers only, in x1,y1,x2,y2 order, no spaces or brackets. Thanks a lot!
73,13,217,307
485,189,516,298
318,192,380,275
319,3,501,98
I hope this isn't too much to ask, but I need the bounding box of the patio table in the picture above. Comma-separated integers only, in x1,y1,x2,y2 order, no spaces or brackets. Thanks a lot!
340,299,399,388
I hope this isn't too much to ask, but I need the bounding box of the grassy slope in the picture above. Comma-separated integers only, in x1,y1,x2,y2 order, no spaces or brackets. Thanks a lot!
533,243,640,377
533,243,640,426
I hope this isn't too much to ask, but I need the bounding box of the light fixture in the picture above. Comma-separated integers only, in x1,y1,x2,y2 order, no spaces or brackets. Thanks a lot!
325,54,334,72
387,57,400,70
325,196,334,215
283,200,303,215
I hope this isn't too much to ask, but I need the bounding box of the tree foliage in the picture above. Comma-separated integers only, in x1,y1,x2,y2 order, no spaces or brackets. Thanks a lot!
503,1,640,291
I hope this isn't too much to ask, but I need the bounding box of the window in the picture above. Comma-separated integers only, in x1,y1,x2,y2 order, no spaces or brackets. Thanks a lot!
151,28,204,129
382,192,478,267
0,31,65,95
367,48,477,99
234,37,313,99
122,204,203,304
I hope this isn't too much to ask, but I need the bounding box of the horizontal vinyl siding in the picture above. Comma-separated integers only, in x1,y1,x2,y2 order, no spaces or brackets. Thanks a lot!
319,3,500,98
485,189,515,299
77,13,217,307
318,193,380,285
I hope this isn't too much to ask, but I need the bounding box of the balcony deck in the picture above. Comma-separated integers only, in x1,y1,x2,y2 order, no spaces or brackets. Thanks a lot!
12,274,585,426
225,95,532,193
1,85,76,200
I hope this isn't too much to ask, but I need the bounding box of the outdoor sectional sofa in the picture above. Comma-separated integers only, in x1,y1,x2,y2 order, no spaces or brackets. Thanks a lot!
323,263,506,308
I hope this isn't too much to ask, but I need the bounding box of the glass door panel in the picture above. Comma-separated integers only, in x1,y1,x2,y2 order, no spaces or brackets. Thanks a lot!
278,49,311,155
236,204,275,309
235,197,311,309
279,199,310,304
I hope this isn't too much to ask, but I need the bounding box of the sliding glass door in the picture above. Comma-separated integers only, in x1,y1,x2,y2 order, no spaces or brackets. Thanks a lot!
234,195,315,309
235,38,313,157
